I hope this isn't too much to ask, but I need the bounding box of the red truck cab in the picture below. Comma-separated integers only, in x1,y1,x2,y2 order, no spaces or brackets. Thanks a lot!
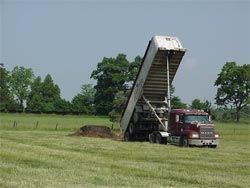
168,109,219,147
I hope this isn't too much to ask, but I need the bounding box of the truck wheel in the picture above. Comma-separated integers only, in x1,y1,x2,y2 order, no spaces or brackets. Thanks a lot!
128,123,134,135
149,133,155,143
209,145,217,148
182,136,189,147
124,131,130,142
133,112,139,124
180,136,189,147
156,133,162,144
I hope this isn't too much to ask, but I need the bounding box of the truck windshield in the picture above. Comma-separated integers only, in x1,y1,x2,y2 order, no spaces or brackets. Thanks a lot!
184,115,209,123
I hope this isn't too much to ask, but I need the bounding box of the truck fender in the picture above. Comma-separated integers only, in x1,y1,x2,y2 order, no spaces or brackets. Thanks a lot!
158,131,170,138
155,131,169,144
149,131,169,144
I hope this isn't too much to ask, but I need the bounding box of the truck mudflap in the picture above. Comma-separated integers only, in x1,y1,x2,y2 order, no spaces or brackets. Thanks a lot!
188,139,219,147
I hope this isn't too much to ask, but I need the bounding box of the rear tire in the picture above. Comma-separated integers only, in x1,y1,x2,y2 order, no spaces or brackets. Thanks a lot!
156,133,162,144
124,131,130,142
149,133,155,143
128,123,134,135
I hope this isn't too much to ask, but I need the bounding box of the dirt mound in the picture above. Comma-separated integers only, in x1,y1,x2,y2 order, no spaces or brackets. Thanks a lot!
71,125,118,139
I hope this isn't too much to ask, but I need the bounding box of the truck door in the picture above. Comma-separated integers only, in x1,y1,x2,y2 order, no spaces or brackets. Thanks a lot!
177,114,185,134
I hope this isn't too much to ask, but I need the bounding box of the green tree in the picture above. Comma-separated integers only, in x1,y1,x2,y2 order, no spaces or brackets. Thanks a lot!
91,54,139,115
26,76,43,113
0,66,16,112
41,102,55,113
191,99,211,112
109,90,130,123
71,84,96,114
214,62,250,122
42,74,60,103
54,98,72,114
27,74,64,114
9,66,34,112
127,56,142,86
212,107,236,122
71,94,86,114
171,96,187,109
41,74,61,113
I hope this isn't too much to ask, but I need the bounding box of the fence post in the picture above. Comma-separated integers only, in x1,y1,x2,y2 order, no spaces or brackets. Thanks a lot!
55,123,58,130
13,121,17,128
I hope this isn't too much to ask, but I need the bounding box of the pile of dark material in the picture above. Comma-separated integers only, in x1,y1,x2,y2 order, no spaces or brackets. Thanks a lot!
72,125,118,139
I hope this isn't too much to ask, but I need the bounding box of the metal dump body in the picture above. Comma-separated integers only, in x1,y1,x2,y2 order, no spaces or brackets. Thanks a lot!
121,36,186,132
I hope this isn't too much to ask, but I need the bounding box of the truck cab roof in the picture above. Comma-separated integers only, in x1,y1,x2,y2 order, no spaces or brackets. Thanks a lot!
170,109,209,116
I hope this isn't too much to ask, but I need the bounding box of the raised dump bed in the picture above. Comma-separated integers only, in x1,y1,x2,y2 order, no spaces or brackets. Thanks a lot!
120,36,186,138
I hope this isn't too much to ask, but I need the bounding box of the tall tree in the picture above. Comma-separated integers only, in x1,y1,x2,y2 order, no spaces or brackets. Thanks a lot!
42,74,60,103
9,66,34,112
71,94,86,114
71,84,96,114
171,96,187,109
54,98,72,114
109,90,130,123
91,54,138,115
41,74,61,113
26,76,43,113
0,66,16,112
191,98,211,113
214,62,250,122
127,56,142,86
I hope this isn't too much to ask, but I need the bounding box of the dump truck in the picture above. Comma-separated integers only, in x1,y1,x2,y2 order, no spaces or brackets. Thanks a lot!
120,35,219,147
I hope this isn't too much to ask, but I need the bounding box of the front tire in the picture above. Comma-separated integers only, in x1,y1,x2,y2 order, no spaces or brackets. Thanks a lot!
209,145,217,148
180,136,189,147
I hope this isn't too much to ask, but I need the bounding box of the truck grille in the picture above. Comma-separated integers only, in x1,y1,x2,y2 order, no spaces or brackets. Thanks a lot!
200,127,215,139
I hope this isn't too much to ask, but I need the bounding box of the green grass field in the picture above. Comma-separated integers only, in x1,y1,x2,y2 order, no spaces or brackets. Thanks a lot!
0,113,249,188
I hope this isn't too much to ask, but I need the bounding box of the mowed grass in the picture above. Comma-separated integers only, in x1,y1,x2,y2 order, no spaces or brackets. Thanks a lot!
0,114,249,188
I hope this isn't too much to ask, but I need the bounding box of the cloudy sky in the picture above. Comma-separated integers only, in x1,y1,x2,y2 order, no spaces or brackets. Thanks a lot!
1,0,249,105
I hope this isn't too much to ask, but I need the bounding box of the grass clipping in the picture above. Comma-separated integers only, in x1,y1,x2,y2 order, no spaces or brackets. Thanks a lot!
71,125,118,139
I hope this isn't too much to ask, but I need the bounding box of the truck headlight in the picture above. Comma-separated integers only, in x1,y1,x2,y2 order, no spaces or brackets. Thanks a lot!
215,134,219,138
189,133,199,138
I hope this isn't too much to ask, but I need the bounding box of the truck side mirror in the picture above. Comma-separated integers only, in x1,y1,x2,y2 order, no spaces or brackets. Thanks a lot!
209,116,211,122
176,115,179,123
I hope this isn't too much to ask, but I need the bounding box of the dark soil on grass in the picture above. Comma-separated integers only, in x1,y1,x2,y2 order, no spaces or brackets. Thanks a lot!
71,125,119,139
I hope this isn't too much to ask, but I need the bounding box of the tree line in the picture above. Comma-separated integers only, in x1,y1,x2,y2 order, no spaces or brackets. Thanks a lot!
0,54,249,122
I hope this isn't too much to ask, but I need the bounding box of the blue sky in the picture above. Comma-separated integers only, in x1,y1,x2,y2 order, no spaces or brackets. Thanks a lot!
1,0,249,105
